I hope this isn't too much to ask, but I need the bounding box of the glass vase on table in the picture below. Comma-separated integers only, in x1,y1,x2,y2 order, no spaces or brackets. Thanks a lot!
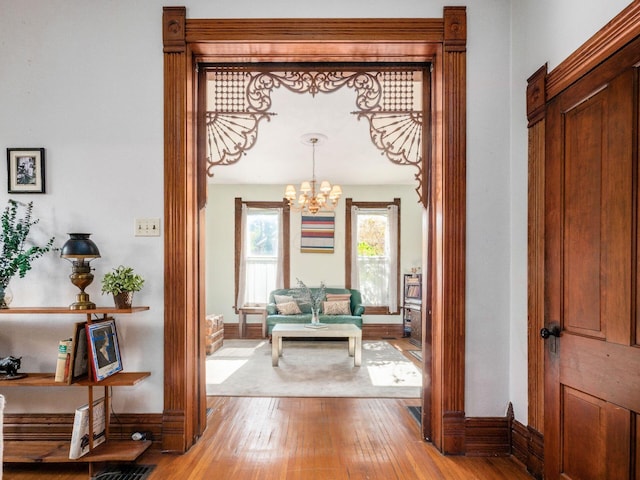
307,307,327,329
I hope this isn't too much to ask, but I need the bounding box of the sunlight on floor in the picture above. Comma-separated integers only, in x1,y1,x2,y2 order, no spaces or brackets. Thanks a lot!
206,359,248,384
206,340,268,384
366,361,421,387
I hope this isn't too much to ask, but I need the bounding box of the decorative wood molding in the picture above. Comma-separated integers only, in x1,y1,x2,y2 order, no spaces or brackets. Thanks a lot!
527,120,545,435
438,8,466,450
511,418,544,480
4,413,163,447
443,6,467,51
526,65,547,126
443,411,466,453
527,426,544,479
186,18,446,43
163,7,466,455
545,1,640,100
465,415,511,457
163,6,186,53
362,323,405,339
163,5,204,454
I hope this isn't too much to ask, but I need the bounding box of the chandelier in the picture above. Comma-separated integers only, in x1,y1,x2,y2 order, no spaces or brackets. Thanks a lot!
284,134,342,215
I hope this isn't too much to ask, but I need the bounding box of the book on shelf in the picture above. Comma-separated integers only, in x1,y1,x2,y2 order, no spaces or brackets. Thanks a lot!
406,285,421,297
54,338,73,383
69,397,106,459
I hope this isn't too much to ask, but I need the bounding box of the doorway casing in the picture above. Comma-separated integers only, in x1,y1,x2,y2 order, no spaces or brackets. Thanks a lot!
162,7,467,454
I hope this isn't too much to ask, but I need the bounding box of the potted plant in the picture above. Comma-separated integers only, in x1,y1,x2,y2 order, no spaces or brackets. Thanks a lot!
101,265,144,309
0,200,55,308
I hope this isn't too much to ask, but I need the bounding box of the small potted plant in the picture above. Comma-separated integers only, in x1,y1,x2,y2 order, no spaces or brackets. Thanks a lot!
101,265,144,309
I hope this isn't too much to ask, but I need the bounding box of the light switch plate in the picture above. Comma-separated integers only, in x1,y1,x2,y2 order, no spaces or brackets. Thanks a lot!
135,218,161,237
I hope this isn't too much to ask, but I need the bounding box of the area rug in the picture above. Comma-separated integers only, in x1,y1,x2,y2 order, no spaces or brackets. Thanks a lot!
206,339,421,398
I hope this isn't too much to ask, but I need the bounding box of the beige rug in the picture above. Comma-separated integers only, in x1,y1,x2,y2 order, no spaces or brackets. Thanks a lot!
206,339,421,398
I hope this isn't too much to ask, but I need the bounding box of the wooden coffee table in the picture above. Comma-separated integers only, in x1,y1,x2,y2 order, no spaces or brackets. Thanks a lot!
271,324,362,367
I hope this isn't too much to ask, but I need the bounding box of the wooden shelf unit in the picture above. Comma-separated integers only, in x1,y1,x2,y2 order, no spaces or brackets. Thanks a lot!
0,306,152,475
402,274,422,345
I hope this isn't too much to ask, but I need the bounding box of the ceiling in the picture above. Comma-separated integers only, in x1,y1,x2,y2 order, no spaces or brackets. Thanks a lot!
207,84,419,187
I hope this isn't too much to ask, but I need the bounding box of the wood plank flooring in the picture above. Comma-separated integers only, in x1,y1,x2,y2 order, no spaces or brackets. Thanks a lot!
4,396,532,480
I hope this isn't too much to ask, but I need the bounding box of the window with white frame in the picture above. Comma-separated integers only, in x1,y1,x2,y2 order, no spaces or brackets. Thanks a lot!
235,199,290,308
346,198,400,314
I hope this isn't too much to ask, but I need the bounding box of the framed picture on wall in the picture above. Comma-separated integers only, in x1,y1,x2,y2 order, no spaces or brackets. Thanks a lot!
6,148,46,193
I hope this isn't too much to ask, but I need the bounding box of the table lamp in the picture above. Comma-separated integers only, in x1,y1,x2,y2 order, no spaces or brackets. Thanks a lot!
60,233,101,310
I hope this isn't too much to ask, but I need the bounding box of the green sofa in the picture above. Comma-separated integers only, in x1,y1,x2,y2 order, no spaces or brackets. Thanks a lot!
266,287,364,335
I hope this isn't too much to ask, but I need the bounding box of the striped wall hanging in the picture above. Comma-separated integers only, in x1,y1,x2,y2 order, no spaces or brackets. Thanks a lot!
301,214,335,253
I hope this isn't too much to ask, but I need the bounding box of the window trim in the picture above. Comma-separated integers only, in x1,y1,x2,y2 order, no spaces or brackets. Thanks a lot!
345,197,401,315
234,197,290,312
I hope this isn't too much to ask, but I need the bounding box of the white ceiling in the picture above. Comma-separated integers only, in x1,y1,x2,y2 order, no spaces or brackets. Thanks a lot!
207,85,419,186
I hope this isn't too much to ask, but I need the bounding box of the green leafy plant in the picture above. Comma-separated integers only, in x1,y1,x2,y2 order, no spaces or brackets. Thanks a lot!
100,265,145,295
0,200,55,288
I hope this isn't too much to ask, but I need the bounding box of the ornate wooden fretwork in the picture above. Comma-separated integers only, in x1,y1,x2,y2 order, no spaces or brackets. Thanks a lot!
205,67,424,192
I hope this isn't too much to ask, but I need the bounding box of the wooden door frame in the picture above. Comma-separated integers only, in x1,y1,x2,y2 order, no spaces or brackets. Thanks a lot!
526,2,640,476
162,7,467,454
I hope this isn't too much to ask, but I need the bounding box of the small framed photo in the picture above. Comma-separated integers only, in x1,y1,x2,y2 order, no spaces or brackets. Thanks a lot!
7,148,46,193
69,321,89,384
86,318,123,381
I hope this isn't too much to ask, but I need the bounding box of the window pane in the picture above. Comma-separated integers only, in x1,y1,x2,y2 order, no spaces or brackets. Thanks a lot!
357,212,389,306
244,211,279,304
357,214,387,256
246,212,278,257
245,258,277,304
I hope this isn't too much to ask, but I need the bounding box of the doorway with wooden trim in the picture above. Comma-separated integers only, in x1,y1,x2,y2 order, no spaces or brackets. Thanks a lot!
162,7,467,454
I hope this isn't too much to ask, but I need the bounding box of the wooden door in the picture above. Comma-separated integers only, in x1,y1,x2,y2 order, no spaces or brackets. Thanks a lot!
544,39,640,480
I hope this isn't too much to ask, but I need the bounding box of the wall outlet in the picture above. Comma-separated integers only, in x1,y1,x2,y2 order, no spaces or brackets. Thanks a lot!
135,218,161,237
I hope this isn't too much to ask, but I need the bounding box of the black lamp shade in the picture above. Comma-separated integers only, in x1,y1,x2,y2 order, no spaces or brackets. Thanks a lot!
60,233,101,260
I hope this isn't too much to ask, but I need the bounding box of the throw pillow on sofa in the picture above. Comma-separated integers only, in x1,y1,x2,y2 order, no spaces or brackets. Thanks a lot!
276,301,302,315
323,300,351,315
326,293,351,302
274,294,295,304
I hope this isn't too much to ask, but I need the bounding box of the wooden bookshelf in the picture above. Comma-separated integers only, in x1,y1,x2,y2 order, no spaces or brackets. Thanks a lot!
402,274,422,345
0,371,150,387
0,306,152,475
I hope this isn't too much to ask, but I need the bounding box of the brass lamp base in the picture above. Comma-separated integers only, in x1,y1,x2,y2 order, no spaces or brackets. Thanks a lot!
69,292,96,310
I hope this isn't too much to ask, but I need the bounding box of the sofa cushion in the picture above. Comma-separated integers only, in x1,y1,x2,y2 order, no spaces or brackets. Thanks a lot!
276,301,302,315
323,300,351,315
274,294,295,304
326,293,351,303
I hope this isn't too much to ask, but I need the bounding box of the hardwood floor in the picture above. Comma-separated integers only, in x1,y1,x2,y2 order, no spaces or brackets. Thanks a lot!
4,396,532,480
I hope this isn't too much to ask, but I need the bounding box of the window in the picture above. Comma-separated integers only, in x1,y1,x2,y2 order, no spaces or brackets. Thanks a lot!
345,198,400,314
235,198,290,308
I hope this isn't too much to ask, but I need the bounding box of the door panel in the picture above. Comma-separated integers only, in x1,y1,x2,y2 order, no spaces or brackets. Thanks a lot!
545,48,639,479
563,95,605,337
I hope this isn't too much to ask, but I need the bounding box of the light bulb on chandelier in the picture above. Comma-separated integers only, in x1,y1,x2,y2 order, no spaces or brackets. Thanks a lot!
284,133,342,215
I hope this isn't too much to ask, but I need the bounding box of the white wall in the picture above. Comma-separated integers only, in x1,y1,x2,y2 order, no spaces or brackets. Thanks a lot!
3,0,623,423
508,0,633,423
0,0,514,419
206,184,423,327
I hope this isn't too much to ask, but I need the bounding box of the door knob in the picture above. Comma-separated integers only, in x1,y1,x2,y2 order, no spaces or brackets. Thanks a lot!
540,325,561,339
